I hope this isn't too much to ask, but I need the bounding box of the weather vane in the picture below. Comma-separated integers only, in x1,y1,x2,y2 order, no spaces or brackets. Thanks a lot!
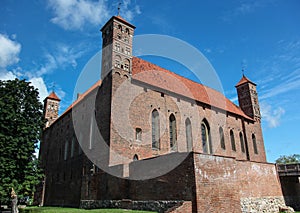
241,61,246,76
117,2,121,16
50,82,56,92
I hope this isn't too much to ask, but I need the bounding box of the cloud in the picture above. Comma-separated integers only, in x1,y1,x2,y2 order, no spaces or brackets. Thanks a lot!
48,0,110,30
0,71,17,80
261,102,285,128
29,77,49,102
0,34,21,68
28,43,86,78
48,0,141,30
222,1,268,22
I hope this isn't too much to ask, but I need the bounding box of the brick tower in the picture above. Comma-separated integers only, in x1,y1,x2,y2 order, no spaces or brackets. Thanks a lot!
235,75,261,122
100,15,135,79
43,91,60,128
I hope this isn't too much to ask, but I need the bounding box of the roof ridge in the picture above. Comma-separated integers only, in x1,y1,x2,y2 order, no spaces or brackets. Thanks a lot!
132,57,252,120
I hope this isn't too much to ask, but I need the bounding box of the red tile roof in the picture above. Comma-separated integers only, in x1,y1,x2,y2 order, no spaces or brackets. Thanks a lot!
101,15,136,32
235,75,256,87
51,57,252,126
46,91,60,101
132,57,252,120
60,80,102,118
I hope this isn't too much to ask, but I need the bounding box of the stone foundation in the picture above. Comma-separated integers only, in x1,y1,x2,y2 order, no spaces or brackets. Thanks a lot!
80,200,189,213
241,196,286,213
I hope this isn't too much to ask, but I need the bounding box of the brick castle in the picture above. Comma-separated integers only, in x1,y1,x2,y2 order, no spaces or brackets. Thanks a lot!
37,15,287,212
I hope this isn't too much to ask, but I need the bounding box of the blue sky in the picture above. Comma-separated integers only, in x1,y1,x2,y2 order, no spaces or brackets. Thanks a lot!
0,0,299,162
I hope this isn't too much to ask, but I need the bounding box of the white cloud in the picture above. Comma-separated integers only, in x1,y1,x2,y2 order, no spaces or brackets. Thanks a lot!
0,34,21,68
222,1,269,22
0,71,17,81
261,102,285,128
29,77,49,102
48,0,141,30
48,0,110,30
28,43,86,78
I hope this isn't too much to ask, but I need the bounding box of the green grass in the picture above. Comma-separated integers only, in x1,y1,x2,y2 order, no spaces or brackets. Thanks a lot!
19,206,156,213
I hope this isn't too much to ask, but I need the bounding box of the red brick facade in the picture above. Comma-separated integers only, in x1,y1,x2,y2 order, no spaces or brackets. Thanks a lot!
37,16,285,212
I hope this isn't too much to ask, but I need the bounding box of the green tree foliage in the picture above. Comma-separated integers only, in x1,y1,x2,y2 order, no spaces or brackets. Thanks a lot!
0,79,44,203
276,154,300,164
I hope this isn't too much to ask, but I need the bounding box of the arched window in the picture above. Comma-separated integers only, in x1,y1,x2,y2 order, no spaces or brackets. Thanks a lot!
169,114,177,151
252,134,258,154
152,109,160,149
125,28,130,35
201,119,212,154
230,130,236,151
124,59,130,71
115,55,121,68
240,132,245,153
133,154,139,161
185,118,193,152
219,127,225,150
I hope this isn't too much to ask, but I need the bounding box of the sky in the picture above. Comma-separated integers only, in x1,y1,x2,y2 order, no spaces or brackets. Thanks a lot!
0,0,299,163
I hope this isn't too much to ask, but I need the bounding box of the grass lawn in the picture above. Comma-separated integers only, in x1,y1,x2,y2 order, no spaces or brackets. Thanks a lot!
19,207,156,213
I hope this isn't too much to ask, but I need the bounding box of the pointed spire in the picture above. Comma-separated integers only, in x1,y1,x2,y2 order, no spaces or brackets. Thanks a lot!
235,75,256,87
45,91,60,101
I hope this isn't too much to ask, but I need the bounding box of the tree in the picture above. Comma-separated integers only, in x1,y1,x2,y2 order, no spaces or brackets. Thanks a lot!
0,79,44,204
275,154,300,164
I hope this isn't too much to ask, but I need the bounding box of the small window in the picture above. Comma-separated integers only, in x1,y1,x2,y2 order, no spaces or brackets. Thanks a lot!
136,128,142,141
115,43,120,51
230,130,236,151
125,28,130,35
133,154,138,161
125,47,130,55
115,59,121,68
240,132,245,153
219,127,225,150
124,63,129,71
252,134,258,154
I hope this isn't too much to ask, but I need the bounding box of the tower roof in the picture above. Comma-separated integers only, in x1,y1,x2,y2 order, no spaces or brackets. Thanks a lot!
235,75,256,87
45,91,60,101
100,15,136,31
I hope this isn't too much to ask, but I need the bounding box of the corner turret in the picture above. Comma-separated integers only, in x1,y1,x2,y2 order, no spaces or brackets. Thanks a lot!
235,75,261,122
43,91,60,128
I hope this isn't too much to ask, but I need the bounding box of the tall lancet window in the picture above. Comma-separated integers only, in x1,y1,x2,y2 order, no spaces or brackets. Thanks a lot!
185,118,193,152
240,132,245,153
252,134,258,154
169,114,177,151
152,109,160,150
201,119,212,154
230,130,236,151
219,127,225,150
